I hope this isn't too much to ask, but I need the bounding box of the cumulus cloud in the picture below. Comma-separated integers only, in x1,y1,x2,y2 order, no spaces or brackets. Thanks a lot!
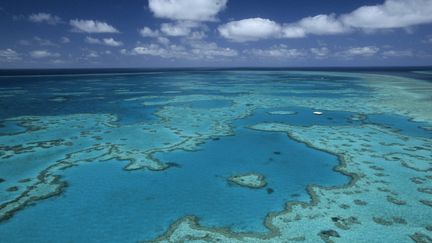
218,18,282,42
139,27,160,37
30,50,60,58
281,26,306,38
161,23,189,36
140,23,205,40
103,38,123,47
296,14,348,35
341,0,432,29
85,37,123,46
339,46,380,57
29,12,62,25
157,37,170,45
188,31,207,40
245,45,305,58
219,15,347,42
219,0,432,42
148,0,227,21
190,42,238,58
87,51,100,58
123,41,237,60
244,44,305,58
129,44,178,58
0,49,21,62
70,19,119,33
145,0,223,43
160,21,201,36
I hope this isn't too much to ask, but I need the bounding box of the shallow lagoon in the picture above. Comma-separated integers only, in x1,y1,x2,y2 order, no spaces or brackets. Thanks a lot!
0,70,431,242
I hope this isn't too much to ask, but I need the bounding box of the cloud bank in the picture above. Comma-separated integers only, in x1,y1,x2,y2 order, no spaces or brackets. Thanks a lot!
219,0,432,42
70,19,119,33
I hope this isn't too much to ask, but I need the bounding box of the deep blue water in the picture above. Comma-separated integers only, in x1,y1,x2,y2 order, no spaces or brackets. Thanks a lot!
241,107,432,138
367,114,432,138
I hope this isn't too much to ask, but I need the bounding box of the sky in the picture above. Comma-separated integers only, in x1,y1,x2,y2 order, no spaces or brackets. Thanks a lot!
0,0,431,68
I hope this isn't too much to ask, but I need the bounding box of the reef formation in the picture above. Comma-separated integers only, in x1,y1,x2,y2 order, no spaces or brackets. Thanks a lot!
0,70,431,242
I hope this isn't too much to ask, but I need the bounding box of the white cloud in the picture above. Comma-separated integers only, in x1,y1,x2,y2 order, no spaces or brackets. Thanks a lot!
130,44,173,58
219,16,347,42
160,21,200,36
310,47,330,58
382,50,413,57
103,38,123,46
219,0,432,42
161,23,189,36
87,51,100,58
339,46,380,57
281,26,306,38
29,12,62,25
139,27,160,37
218,18,282,42
70,19,119,33
245,45,304,58
0,49,21,62
296,14,348,35
140,23,204,39
85,37,123,47
341,0,432,29
124,41,237,60
30,50,60,58
157,37,170,45
188,31,207,40
190,42,238,58
148,0,227,21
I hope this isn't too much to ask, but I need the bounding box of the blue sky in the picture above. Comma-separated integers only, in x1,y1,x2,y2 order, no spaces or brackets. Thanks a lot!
0,0,431,68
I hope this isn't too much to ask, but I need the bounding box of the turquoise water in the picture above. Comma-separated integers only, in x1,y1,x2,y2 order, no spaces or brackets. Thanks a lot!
0,70,431,242
0,126,347,242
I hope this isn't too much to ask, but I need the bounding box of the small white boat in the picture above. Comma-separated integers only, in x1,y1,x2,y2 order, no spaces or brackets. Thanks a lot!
313,111,323,115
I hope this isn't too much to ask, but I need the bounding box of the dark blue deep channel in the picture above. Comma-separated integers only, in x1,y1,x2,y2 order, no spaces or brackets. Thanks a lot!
0,108,350,242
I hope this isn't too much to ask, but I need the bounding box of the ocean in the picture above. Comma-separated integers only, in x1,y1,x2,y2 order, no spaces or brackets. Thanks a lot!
0,68,431,242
